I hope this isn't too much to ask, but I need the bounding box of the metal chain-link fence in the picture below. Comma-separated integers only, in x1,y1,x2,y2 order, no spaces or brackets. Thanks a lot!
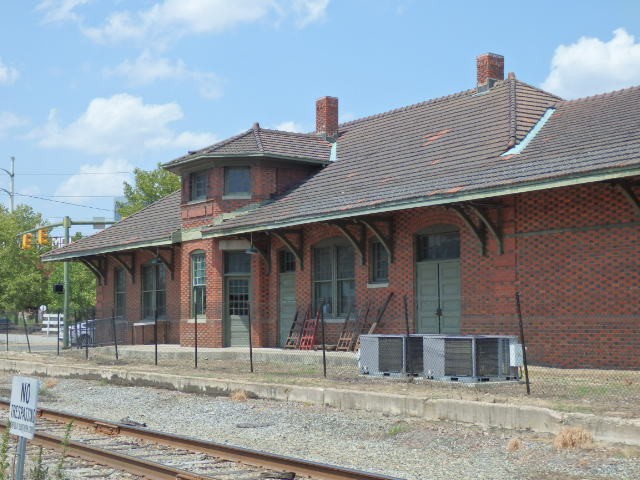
3,295,638,418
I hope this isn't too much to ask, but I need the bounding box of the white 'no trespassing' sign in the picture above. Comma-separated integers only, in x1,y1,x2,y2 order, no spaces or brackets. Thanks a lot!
10,376,39,440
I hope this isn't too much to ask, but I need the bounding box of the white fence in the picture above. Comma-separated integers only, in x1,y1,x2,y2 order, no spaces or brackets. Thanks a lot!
41,313,63,335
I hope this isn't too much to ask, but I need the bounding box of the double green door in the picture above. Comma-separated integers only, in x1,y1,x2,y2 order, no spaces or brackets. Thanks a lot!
416,260,461,334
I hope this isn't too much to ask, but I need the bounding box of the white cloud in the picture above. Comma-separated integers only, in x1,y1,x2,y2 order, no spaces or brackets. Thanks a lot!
106,51,223,99
275,120,304,132
36,0,89,24
0,58,19,85
292,0,329,27
83,0,275,45
0,112,28,137
55,158,133,202
33,93,216,155
81,0,329,46
542,28,640,99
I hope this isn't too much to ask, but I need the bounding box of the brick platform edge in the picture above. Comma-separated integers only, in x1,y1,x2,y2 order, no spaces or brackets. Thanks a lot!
3,358,640,447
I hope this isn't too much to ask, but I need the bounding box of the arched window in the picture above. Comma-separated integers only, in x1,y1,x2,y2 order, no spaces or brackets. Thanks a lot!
191,251,206,317
313,239,354,317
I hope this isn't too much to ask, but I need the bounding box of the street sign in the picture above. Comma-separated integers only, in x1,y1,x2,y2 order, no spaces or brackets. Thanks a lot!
10,376,40,440
39,305,47,312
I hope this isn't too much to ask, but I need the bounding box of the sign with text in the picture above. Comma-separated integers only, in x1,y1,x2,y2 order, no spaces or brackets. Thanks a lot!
10,376,39,439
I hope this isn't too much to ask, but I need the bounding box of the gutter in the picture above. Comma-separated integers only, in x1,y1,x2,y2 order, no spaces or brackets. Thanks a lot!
164,152,330,170
41,236,176,262
201,165,640,238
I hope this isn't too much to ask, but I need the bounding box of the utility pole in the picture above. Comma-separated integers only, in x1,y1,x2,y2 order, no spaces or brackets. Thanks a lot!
62,216,71,348
0,156,15,213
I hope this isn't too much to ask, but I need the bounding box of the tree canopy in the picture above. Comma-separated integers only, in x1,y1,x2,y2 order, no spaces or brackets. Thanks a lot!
0,206,96,319
116,163,180,218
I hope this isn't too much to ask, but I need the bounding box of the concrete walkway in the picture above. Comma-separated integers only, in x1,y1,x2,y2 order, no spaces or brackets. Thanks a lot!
2,347,640,447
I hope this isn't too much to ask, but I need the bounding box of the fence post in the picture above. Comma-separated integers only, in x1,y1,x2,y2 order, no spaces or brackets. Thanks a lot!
320,302,327,378
515,292,531,395
22,312,31,353
193,287,198,369
5,318,8,352
84,319,89,360
111,309,119,361
154,309,158,366
56,311,61,356
248,300,254,373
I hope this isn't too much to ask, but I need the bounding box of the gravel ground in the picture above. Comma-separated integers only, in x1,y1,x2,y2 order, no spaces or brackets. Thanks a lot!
1,374,639,480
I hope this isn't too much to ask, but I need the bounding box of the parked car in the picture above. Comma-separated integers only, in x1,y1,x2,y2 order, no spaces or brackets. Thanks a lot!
59,320,96,346
0,317,11,331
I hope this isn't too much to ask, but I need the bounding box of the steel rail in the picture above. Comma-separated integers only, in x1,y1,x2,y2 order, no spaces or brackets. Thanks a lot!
1,400,400,480
0,423,206,480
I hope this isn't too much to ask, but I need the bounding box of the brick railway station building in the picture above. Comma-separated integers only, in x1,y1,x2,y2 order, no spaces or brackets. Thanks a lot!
43,54,640,369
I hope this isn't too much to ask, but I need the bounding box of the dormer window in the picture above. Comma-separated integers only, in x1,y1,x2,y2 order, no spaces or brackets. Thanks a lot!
189,171,208,201
224,166,251,198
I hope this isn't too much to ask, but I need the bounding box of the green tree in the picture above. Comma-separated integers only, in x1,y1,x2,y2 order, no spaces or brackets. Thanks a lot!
116,163,180,218
0,205,49,314
46,232,97,317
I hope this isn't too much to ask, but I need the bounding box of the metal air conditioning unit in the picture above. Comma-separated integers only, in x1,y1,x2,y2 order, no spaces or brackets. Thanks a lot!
422,335,520,382
358,334,424,376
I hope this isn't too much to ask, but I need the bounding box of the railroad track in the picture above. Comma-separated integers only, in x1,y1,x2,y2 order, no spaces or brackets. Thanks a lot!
0,400,400,480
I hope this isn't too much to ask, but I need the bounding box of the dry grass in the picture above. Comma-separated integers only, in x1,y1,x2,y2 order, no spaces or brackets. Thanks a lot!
506,438,523,452
230,389,249,402
44,378,59,389
553,427,593,450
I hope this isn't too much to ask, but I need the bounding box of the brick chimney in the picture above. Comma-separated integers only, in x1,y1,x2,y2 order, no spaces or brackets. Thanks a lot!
316,96,339,139
476,53,504,92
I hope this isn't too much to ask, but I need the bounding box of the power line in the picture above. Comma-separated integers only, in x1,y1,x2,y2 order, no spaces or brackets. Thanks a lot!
16,171,132,176
14,192,113,211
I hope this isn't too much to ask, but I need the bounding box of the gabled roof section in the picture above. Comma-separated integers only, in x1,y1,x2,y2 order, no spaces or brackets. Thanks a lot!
41,191,182,261
505,84,640,177
201,79,640,236
164,123,332,172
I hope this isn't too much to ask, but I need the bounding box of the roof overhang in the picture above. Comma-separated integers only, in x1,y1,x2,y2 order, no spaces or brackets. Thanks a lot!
163,152,330,174
202,165,640,238
41,236,176,262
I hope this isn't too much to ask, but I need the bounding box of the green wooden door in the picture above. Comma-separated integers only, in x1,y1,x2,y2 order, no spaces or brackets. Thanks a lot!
416,260,461,334
279,272,297,346
225,277,250,347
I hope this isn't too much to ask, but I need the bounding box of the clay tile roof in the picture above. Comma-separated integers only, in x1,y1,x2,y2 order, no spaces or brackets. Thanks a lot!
204,79,566,234
164,124,332,171
42,191,182,261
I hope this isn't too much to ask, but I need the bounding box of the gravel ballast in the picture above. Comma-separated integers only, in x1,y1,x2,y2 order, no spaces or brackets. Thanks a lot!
1,374,639,480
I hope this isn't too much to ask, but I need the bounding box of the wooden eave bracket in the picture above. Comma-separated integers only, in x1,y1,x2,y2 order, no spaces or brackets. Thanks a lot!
449,204,486,256
272,230,304,270
359,217,395,263
466,203,504,255
79,256,107,285
142,247,176,279
109,252,136,283
613,181,640,216
240,233,271,274
329,221,367,264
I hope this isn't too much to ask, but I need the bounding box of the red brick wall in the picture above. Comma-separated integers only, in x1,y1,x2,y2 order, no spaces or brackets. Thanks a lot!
246,181,639,368
100,179,639,369
95,248,182,344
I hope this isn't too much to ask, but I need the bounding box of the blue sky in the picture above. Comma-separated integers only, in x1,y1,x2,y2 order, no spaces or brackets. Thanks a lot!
1,1,640,237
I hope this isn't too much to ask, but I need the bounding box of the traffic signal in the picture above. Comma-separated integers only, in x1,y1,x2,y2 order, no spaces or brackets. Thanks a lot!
37,229,50,246
21,233,33,250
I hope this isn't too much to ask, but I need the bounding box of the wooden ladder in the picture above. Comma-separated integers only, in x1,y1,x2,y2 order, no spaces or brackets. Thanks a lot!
284,306,307,349
336,304,367,352
299,308,320,350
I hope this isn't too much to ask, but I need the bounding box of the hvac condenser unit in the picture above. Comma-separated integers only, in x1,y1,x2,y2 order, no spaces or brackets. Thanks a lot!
422,335,520,382
358,334,424,376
